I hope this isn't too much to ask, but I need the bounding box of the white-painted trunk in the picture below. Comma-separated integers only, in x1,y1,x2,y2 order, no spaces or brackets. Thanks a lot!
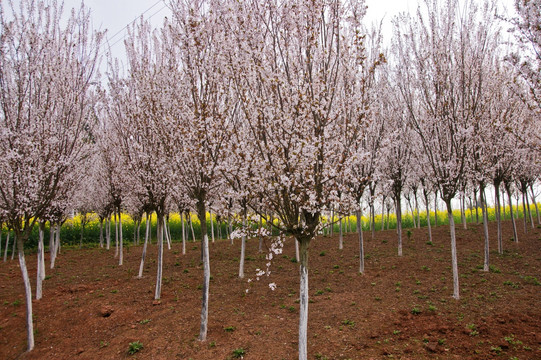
17,235,34,351
444,200,460,300
154,217,164,300
228,215,233,245
190,214,196,243
525,189,534,229
506,185,518,243
330,208,334,237
164,217,171,250
338,216,343,250
258,217,263,253
210,209,215,243
381,198,386,231
138,213,151,279
181,212,186,255
56,223,61,255
239,213,247,278
198,234,210,341
495,184,503,254
119,211,123,266
49,224,54,253
415,192,420,229
295,237,300,262
99,219,104,248
106,217,111,250
298,239,309,360
36,224,45,300
521,192,528,233
461,194,467,230
424,191,432,243
434,194,438,227
356,210,364,274
49,225,56,269
530,184,540,224
396,197,403,257
114,212,119,258
4,232,9,262
480,185,490,272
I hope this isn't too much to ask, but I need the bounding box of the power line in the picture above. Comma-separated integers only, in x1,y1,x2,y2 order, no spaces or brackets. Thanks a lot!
100,0,169,57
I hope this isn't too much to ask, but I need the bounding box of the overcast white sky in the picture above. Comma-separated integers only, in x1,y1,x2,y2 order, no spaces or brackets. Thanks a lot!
80,0,516,62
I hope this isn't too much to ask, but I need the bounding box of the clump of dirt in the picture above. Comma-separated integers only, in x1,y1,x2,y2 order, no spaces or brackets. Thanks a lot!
0,220,540,359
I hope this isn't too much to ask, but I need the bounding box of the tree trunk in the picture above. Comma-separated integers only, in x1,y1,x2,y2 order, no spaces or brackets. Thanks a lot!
239,214,246,278
79,216,84,249
434,192,438,227
521,191,528,233
197,199,210,342
338,215,343,250
119,210,123,266
12,231,17,260
444,199,460,300
50,224,57,269
36,222,45,300
424,190,432,243
99,218,104,248
182,212,186,255
106,217,111,250
502,190,506,220
370,203,375,239
17,234,34,351
138,213,151,279
4,232,9,262
114,212,119,258
494,182,503,254
154,213,164,300
479,183,490,272
357,210,365,273
189,214,196,243
167,216,172,246
210,209,215,243
414,191,421,229
298,237,310,360
525,187,534,229
381,197,386,231
133,219,138,245
228,215,233,244
530,184,540,224
164,217,172,250
461,193,467,230
473,187,479,224
505,182,518,242
49,223,54,253
295,236,300,262
258,217,263,253
330,208,334,237
137,218,141,245
406,196,416,228
395,195,403,257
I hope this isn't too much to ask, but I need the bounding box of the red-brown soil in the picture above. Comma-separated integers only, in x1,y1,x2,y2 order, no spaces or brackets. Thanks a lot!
1,220,540,359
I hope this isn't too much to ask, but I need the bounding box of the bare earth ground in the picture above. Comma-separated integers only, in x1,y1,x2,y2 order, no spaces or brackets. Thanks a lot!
1,220,540,360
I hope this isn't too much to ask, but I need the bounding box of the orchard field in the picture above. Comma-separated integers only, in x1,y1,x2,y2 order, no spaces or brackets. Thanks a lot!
1,219,540,360
2,0,541,359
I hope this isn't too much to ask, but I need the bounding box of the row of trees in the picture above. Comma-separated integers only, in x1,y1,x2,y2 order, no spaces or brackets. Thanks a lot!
0,0,539,358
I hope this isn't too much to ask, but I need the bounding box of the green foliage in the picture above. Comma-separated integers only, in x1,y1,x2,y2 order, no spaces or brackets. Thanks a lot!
411,306,421,315
231,348,246,358
128,341,143,355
